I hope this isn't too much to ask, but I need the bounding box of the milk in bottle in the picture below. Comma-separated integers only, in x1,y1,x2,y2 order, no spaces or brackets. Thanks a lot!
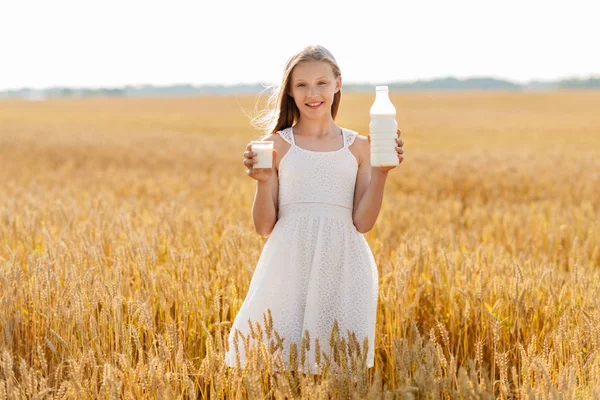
369,86,399,167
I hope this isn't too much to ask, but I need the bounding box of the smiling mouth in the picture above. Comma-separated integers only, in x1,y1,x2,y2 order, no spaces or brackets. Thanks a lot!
306,102,324,109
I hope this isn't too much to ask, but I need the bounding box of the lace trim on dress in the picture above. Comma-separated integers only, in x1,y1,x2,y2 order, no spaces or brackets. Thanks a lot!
277,127,294,145
343,129,358,148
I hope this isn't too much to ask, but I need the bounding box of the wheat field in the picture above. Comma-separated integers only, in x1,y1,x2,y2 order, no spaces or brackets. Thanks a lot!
0,91,599,399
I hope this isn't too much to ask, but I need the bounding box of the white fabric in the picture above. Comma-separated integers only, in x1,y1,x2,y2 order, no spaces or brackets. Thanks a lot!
224,126,378,373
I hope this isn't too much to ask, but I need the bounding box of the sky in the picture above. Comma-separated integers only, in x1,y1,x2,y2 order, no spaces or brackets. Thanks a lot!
0,0,599,90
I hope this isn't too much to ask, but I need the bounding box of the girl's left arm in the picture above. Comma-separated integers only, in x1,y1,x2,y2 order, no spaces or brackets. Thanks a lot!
352,164,388,233
352,130,404,233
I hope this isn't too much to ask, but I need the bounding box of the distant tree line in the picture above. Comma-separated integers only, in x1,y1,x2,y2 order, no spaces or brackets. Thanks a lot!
557,77,600,88
1,76,599,99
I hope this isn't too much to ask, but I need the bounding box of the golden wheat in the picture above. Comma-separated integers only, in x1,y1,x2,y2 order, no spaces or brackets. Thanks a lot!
0,91,599,399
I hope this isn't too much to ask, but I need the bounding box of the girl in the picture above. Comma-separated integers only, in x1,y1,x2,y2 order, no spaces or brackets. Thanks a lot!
225,45,404,374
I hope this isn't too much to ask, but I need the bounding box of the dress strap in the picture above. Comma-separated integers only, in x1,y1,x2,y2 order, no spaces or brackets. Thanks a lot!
277,127,295,146
343,128,358,148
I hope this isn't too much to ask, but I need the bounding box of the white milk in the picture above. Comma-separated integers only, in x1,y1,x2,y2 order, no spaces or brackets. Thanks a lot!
369,132,397,140
370,138,397,147
250,141,274,169
371,146,395,153
370,152,399,167
369,86,398,167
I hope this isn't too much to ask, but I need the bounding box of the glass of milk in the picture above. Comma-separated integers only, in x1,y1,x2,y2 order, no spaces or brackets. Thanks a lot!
250,141,274,169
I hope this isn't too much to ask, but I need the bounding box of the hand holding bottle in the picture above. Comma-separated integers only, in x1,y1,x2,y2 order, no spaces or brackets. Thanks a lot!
369,128,404,173
369,86,402,167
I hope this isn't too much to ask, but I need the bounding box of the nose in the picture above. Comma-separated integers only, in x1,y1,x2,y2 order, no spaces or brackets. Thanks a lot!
308,84,319,98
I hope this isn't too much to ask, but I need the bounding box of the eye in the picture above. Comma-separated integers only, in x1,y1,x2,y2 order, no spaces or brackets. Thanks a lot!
297,83,305,87
318,81,327,85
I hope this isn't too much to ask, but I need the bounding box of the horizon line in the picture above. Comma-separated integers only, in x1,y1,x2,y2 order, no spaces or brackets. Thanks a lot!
2,73,599,92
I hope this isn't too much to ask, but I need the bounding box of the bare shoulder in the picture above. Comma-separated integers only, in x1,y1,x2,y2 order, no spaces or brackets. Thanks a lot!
260,132,291,170
261,132,284,146
261,132,289,153
353,133,369,147
349,132,369,165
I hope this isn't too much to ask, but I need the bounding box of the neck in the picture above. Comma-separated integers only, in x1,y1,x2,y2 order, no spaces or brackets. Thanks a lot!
293,118,339,137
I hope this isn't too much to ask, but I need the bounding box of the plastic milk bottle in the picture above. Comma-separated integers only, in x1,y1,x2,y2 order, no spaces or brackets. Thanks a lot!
369,86,399,167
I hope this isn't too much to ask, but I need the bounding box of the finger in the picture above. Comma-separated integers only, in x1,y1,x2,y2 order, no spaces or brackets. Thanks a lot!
243,159,257,166
396,147,404,154
246,143,253,151
244,151,256,158
397,128,402,137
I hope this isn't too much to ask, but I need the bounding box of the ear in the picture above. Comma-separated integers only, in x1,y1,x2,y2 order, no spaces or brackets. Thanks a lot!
334,75,342,93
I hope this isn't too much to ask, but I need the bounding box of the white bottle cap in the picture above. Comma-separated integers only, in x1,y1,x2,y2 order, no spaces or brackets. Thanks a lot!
376,85,389,91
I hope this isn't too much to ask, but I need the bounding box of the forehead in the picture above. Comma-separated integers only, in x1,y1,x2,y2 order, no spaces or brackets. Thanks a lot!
292,61,335,81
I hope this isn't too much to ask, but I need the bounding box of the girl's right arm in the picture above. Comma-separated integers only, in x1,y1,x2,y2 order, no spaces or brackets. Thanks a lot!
252,173,278,238
243,138,279,238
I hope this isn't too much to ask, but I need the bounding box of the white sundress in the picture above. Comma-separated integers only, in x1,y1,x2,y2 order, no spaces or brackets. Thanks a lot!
224,126,379,374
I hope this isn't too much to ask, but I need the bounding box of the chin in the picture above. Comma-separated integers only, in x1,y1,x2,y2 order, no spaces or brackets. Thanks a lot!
302,111,329,120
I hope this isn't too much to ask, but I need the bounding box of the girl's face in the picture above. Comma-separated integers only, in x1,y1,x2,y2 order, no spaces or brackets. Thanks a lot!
289,61,341,121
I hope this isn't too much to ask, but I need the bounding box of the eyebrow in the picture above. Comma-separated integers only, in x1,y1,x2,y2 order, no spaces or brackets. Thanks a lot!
293,76,331,82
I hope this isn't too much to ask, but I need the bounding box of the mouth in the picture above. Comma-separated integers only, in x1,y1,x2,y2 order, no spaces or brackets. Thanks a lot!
305,101,324,110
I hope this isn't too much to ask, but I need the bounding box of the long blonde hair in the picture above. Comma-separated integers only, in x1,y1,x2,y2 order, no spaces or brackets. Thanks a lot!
252,45,342,138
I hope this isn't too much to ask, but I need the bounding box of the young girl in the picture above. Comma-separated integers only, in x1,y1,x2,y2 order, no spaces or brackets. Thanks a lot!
225,45,404,374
